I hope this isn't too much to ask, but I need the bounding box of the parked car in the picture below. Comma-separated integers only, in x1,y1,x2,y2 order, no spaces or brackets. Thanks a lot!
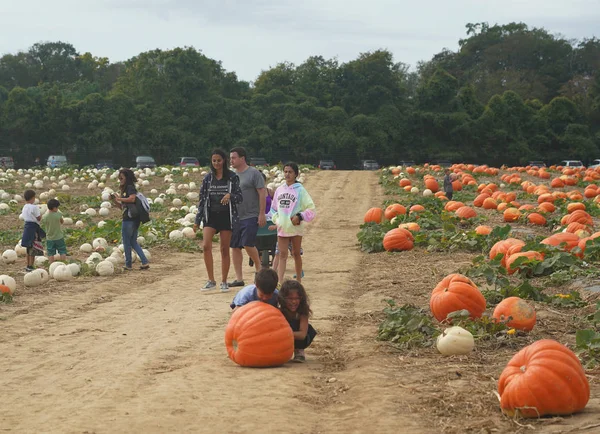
362,160,380,170
0,156,14,169
249,157,269,167
136,155,157,168
47,155,68,168
400,160,416,168
176,157,200,167
96,159,114,169
318,160,336,170
588,159,600,169
528,160,546,168
560,160,584,168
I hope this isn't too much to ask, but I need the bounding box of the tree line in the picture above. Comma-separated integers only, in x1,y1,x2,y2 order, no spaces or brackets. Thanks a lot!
0,22,599,169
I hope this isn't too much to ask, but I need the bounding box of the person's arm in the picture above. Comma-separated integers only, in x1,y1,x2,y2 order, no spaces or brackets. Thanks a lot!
257,187,266,227
230,175,243,204
194,177,209,230
34,207,42,222
292,187,316,225
292,315,309,340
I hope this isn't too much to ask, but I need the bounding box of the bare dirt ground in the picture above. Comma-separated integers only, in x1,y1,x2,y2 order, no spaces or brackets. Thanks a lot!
1,171,599,434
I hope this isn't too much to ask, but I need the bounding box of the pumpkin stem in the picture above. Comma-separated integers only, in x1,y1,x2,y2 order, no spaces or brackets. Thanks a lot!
520,365,526,373
232,340,238,351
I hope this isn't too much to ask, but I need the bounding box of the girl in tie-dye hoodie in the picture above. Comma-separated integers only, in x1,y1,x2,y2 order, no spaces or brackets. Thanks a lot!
270,162,316,284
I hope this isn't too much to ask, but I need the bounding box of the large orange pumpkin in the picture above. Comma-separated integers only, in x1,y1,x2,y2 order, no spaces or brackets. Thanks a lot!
503,208,521,222
498,340,590,418
541,233,580,251
455,206,477,219
475,225,492,235
364,207,383,223
492,297,536,331
527,213,546,226
489,238,525,267
383,228,414,251
384,204,406,220
424,178,439,193
430,274,486,322
506,251,544,275
225,302,294,367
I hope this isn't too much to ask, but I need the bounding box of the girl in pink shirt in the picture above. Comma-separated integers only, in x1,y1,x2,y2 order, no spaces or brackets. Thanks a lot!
270,163,315,283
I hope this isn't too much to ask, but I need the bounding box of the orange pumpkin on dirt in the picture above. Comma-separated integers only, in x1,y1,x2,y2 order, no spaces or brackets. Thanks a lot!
399,178,412,187
0,284,12,296
429,274,486,322
444,201,465,212
492,297,536,331
399,222,420,232
537,202,556,213
498,340,590,418
473,193,490,207
455,206,477,219
503,208,521,222
364,207,384,223
384,204,407,220
567,202,586,213
489,239,526,267
475,225,492,235
409,204,425,213
541,233,580,251
424,178,439,193
527,213,546,226
482,198,498,210
383,228,414,251
225,302,294,367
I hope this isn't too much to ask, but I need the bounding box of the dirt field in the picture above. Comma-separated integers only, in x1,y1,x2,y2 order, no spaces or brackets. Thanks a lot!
1,170,599,433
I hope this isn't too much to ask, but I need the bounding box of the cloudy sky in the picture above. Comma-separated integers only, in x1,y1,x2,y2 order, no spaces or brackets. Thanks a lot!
1,0,598,81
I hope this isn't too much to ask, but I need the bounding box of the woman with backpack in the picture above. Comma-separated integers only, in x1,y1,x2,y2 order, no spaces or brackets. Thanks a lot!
193,149,243,292
111,168,150,271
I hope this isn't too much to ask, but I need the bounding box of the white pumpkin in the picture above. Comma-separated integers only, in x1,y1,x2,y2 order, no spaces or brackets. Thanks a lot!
169,230,183,240
85,208,97,216
53,265,73,281
34,256,48,266
410,187,419,194
422,189,433,197
63,217,73,225
35,268,50,284
67,263,81,276
80,243,93,253
49,261,66,278
154,197,164,206
436,326,475,356
24,271,43,287
75,220,84,228
96,260,114,276
92,238,108,250
99,208,109,217
182,227,195,239
137,236,145,246
0,275,16,293
172,198,182,207
2,249,18,264
85,252,103,265
142,249,151,261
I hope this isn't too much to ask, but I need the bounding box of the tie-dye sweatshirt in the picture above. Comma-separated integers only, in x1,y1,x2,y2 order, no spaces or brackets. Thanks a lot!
270,182,316,237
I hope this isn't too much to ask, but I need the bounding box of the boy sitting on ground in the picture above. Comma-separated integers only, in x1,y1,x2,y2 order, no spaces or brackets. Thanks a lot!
230,268,279,311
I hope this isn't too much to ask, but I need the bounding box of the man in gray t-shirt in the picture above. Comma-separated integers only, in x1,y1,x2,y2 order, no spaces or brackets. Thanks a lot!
228,147,266,287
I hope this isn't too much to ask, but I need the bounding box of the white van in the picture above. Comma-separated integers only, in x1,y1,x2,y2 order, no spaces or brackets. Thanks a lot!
47,155,68,168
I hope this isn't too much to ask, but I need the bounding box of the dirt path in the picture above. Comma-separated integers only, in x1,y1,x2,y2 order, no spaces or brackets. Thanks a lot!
1,171,420,433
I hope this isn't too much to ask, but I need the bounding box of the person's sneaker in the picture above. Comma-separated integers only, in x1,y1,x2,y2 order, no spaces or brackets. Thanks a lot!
220,282,230,293
25,266,34,272
228,280,245,287
122,266,133,271
201,280,217,291
293,349,306,363
293,270,305,279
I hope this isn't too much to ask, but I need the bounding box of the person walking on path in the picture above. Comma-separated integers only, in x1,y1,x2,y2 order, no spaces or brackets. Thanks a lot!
228,147,267,287
443,168,454,201
111,169,150,271
193,149,243,292
270,162,315,284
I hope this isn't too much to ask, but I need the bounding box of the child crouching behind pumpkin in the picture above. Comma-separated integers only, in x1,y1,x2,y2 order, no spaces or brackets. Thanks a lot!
278,280,317,363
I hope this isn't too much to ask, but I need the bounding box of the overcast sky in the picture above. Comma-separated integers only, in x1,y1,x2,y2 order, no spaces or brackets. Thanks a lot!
1,0,598,81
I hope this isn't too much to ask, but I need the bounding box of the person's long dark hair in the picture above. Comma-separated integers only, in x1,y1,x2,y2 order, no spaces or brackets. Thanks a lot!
210,148,234,180
118,168,137,194
279,280,312,319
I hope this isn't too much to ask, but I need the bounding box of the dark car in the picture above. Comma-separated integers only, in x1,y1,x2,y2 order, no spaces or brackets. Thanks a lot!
96,159,114,169
136,155,157,168
362,160,380,170
249,157,269,167
528,160,546,168
318,160,336,170
177,157,200,167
